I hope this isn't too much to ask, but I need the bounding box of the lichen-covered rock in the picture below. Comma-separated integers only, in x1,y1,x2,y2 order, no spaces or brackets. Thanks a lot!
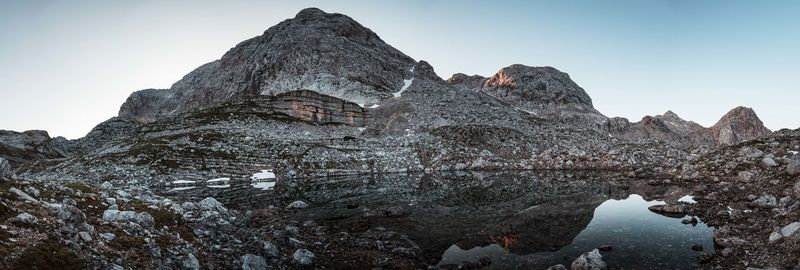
102,209,154,227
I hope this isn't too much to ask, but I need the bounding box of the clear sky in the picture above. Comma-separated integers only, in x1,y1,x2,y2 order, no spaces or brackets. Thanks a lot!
1,0,798,139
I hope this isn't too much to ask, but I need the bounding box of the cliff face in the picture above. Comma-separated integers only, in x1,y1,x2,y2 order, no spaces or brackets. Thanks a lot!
118,8,415,124
191,90,367,127
0,130,69,166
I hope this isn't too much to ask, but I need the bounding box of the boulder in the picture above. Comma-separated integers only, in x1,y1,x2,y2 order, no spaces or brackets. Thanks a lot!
241,254,268,270
780,222,800,238
102,209,155,227
198,197,227,214
287,201,309,209
263,241,279,257
8,187,38,203
571,249,607,270
0,157,13,179
14,212,38,225
183,253,200,270
753,194,777,208
293,249,315,266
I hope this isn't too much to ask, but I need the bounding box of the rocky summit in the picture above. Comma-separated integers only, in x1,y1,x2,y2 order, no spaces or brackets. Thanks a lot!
0,7,792,270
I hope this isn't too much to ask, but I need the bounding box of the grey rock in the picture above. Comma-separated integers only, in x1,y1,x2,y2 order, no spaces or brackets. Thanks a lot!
762,157,778,167
24,186,40,197
0,157,12,179
79,231,92,242
100,181,113,189
788,158,800,175
8,187,38,203
99,233,115,241
571,249,607,270
768,231,782,244
183,253,200,270
14,212,37,225
753,194,778,208
102,209,155,227
738,171,755,182
547,264,568,270
241,254,268,270
198,197,227,214
780,222,800,238
292,248,315,266
263,241,279,257
287,201,309,209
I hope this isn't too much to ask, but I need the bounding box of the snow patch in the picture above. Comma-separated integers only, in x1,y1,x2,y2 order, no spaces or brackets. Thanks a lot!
678,195,696,204
368,104,380,109
250,170,275,180
207,184,231,189
393,78,414,97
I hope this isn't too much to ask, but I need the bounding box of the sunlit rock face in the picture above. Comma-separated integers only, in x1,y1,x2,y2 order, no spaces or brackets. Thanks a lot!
118,7,415,124
710,106,771,145
447,64,608,128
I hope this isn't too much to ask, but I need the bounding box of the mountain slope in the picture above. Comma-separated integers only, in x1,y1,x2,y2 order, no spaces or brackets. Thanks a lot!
119,7,416,124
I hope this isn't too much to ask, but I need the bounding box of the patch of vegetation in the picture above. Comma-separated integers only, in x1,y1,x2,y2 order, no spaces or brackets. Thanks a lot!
64,182,94,193
10,239,84,270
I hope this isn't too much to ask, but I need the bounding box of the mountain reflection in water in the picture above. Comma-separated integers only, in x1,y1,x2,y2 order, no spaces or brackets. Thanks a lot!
162,171,714,269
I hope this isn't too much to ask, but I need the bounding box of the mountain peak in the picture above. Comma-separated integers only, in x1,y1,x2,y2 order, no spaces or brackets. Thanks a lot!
295,7,327,18
118,7,415,123
710,106,771,145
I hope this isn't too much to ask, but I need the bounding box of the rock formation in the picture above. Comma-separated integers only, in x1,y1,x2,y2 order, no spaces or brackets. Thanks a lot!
118,7,415,124
709,106,771,145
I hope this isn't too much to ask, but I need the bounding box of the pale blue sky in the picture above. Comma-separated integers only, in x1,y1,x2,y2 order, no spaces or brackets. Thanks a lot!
1,0,798,139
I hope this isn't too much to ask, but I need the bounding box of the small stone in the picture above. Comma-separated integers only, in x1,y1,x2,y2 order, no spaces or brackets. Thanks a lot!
100,233,116,241
721,247,734,257
79,231,92,242
14,213,38,225
24,186,40,197
293,248,315,266
100,181,113,189
753,194,778,208
571,249,606,270
263,241,279,257
691,244,703,251
787,158,800,175
762,157,778,167
287,200,309,209
738,171,755,182
768,232,782,244
546,264,567,270
241,254,268,270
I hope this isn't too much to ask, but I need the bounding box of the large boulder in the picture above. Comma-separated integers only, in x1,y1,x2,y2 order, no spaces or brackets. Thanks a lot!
241,254,268,270
102,209,155,227
0,157,12,179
